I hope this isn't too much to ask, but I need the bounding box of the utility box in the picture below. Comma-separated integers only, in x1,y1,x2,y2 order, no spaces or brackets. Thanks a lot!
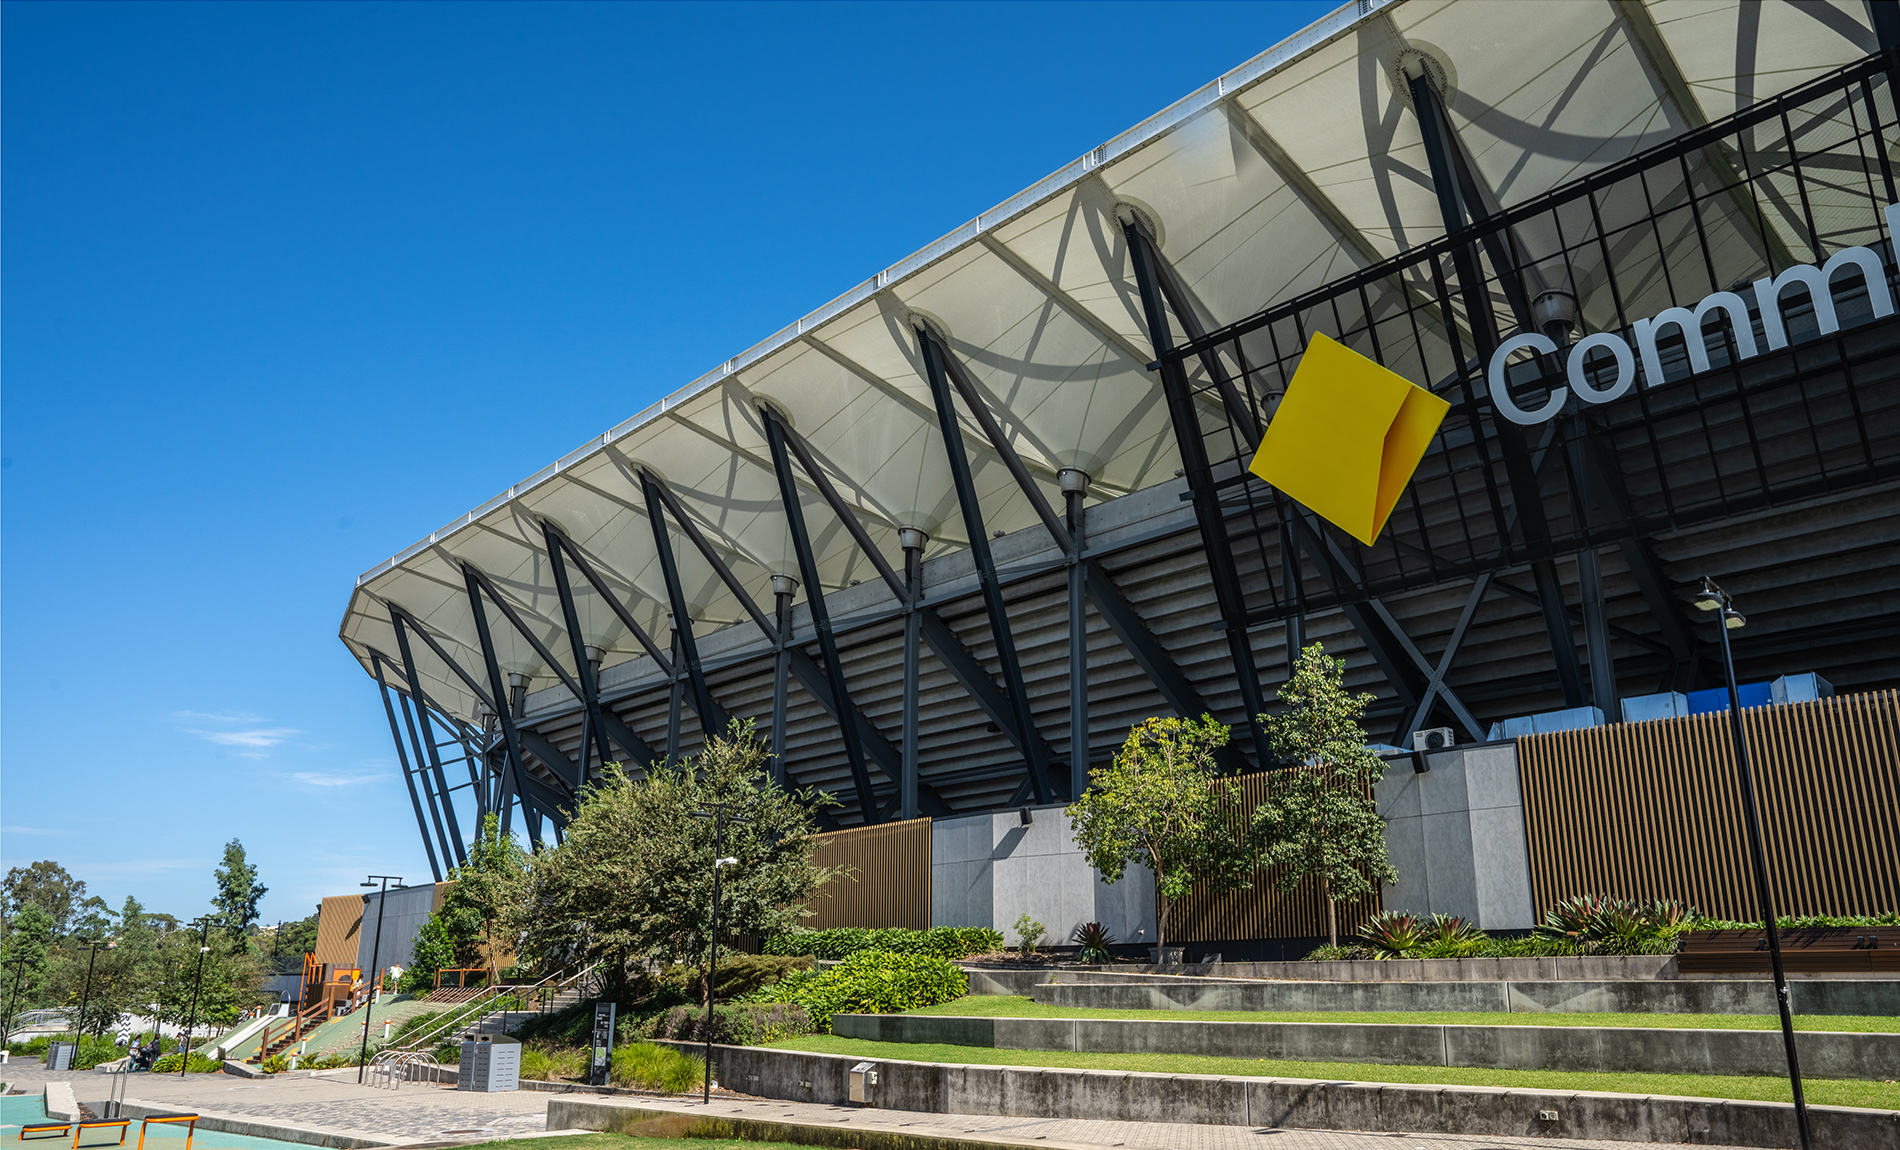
1773,673,1833,705
457,1036,520,1092
46,1042,75,1071
848,1061,878,1105
1621,692,1688,724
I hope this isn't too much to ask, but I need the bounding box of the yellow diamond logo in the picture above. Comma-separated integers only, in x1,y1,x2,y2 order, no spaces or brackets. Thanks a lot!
1248,332,1450,546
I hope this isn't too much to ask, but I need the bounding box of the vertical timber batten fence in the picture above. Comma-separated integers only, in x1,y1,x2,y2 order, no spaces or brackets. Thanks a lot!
801,817,932,931
1518,690,1900,922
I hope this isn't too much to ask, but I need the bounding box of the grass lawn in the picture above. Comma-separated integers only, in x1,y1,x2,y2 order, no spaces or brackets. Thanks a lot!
766,1035,1900,1111
911,995,1900,1033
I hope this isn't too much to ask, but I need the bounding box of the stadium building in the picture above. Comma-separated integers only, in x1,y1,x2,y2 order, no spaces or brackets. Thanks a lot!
340,0,1899,954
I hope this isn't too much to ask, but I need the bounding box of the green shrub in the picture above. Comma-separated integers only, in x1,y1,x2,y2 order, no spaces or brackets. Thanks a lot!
1302,943,1354,961
640,1002,812,1045
756,949,967,1031
151,1052,224,1073
1072,922,1116,963
1701,911,1900,929
260,1053,290,1074
1013,914,1046,955
659,953,815,1001
762,926,1001,960
610,1041,703,1092
518,1042,587,1082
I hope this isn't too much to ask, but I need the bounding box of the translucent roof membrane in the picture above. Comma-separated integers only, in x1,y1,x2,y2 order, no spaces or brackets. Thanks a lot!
341,0,1874,722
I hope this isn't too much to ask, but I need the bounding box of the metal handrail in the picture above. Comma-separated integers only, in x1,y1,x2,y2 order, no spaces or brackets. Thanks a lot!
386,963,595,1053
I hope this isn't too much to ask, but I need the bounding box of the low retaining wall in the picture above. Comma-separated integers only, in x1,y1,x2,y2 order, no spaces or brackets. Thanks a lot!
641,1041,1898,1149
964,955,1680,989
833,1013,1899,1079
1031,977,1900,1017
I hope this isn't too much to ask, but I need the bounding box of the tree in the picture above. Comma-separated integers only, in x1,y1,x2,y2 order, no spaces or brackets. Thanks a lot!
1,904,55,1031
1253,642,1398,947
516,719,843,1002
441,814,529,980
1065,715,1253,954
3,862,86,937
400,906,483,993
212,840,268,939
70,896,117,940
149,926,264,1034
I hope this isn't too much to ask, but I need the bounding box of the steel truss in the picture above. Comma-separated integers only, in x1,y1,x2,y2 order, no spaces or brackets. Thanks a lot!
367,52,1900,851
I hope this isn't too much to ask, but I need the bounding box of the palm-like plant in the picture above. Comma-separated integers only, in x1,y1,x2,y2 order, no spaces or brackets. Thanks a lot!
1072,922,1117,964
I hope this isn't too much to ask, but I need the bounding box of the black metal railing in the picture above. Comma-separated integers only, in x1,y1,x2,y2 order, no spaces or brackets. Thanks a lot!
1164,53,1900,622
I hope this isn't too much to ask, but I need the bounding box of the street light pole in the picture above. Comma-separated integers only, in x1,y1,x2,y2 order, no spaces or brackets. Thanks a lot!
357,875,402,1083
180,919,211,1077
1695,576,1810,1150
2,954,32,1048
74,940,109,1041
692,803,743,1105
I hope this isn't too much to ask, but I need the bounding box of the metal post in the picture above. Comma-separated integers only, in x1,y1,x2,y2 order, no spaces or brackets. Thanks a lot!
915,326,1052,803
1702,579,1810,1149
356,876,400,1083
900,529,926,819
2,955,30,1049
74,941,104,1040
1577,547,1617,716
770,576,795,784
179,920,209,1076
692,803,745,1104
760,407,882,819
1280,520,1305,678
395,689,459,871
1061,469,1089,802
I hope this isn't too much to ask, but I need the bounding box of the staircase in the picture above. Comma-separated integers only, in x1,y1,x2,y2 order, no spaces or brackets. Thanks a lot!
251,957,363,1063
389,964,596,1054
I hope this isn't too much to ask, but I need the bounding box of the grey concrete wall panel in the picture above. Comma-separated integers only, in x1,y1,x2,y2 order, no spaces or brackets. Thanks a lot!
841,1012,1900,1078
632,1041,1900,1149
1376,745,1534,930
930,808,1153,942
1028,976,1900,1016
357,883,438,973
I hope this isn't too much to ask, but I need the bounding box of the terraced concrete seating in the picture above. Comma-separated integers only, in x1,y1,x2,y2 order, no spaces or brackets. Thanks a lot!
831,1012,1899,1080
1028,976,1900,1016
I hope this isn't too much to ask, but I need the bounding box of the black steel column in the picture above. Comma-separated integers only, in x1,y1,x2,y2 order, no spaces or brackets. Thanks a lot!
1062,470,1089,802
915,326,1053,804
770,575,795,784
463,567,543,848
543,521,618,777
1123,221,1268,762
760,408,882,820
373,657,443,882
642,475,724,738
395,688,458,871
1409,68,1588,708
901,529,925,820
388,611,470,863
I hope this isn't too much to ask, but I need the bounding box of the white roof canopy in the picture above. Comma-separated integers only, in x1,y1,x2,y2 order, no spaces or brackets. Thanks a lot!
340,0,1877,723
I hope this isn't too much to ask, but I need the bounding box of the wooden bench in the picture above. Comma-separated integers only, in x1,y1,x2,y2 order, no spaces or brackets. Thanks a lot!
1675,927,1900,974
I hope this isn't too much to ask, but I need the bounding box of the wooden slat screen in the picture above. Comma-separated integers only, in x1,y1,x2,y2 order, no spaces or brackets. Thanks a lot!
799,817,932,930
1518,690,1900,922
1171,770,1382,943
313,894,365,967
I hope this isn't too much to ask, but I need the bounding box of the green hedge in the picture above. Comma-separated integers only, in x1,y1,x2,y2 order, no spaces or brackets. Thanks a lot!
640,1002,813,1045
756,950,967,1031
763,926,1002,960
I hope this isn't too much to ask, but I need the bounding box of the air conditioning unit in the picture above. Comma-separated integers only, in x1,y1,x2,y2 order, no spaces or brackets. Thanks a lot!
1412,727,1455,752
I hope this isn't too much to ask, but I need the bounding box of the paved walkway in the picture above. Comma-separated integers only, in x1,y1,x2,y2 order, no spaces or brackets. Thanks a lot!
1,1061,1772,1150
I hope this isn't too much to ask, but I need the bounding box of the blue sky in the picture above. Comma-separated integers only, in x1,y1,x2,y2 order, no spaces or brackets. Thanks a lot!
1,0,1336,924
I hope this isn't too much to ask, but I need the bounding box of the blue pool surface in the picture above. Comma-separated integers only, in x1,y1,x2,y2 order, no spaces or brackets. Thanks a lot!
1,1090,315,1150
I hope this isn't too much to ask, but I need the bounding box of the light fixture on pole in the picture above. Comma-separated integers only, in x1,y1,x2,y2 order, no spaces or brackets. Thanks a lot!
180,918,211,1077
73,939,112,1042
357,876,402,1083
691,803,747,1105
1695,576,1808,1150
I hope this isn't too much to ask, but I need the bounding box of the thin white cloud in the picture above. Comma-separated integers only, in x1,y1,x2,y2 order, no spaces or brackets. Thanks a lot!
193,728,300,748
292,772,382,787
2,825,71,837
171,710,265,724
78,858,205,879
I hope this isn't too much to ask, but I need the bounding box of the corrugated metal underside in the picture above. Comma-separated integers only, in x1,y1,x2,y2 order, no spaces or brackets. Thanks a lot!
510,474,1900,829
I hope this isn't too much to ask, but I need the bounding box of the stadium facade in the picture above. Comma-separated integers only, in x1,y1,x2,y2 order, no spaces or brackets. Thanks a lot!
339,0,1899,933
